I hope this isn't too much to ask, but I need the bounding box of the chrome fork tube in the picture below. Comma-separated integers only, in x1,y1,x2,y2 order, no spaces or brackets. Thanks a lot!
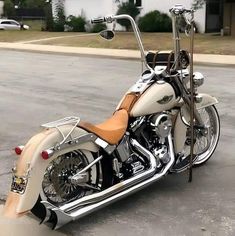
171,14,180,70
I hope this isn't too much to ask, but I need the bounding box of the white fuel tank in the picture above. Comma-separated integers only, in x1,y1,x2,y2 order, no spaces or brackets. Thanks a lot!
130,82,179,117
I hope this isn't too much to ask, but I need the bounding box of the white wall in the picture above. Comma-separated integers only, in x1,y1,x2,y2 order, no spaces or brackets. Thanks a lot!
0,1,4,17
115,0,206,33
52,0,206,33
53,0,113,20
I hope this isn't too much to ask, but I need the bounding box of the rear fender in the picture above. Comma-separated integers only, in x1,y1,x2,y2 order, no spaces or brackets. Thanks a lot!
174,93,218,154
4,126,99,218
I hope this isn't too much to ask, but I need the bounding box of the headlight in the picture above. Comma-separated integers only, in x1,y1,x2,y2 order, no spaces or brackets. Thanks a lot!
193,72,204,87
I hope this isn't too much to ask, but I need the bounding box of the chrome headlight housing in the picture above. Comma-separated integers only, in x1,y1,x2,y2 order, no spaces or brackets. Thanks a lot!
193,72,204,87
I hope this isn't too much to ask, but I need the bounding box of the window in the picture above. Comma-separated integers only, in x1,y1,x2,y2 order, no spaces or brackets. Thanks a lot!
135,0,142,7
1,21,11,25
129,0,142,7
10,21,19,26
1,21,19,25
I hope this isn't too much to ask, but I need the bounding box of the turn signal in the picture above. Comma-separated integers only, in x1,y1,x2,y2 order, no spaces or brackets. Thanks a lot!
15,146,24,155
41,150,53,160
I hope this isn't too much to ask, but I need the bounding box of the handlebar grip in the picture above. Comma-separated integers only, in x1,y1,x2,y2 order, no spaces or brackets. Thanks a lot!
91,17,106,24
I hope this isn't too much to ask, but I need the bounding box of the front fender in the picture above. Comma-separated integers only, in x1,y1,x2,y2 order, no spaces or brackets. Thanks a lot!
4,126,99,218
174,93,218,154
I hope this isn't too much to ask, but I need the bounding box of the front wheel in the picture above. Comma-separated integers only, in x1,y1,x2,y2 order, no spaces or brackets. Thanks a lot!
193,105,220,166
173,105,220,172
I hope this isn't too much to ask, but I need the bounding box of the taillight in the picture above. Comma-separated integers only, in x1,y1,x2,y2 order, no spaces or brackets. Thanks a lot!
41,150,53,160
14,146,24,155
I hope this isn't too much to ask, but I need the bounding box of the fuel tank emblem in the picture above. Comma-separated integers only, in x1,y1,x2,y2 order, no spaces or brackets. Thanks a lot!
157,95,173,104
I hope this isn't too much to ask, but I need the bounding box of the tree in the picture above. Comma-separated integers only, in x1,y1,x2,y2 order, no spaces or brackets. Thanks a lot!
116,1,140,31
138,10,172,32
12,0,46,8
44,1,53,31
192,0,208,10
53,0,65,31
3,0,16,17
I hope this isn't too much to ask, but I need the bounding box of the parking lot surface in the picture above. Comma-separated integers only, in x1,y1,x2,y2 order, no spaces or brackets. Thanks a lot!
0,50,234,236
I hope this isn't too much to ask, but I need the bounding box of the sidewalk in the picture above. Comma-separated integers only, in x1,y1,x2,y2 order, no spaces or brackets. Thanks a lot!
0,42,234,66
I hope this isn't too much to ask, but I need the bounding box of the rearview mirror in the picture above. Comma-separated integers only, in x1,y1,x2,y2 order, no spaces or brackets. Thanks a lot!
99,30,115,41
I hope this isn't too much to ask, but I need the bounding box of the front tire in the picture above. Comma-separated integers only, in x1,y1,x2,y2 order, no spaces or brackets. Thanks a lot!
172,105,220,172
193,105,220,166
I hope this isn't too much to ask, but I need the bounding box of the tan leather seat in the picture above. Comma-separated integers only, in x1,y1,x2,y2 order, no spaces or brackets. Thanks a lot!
79,109,129,145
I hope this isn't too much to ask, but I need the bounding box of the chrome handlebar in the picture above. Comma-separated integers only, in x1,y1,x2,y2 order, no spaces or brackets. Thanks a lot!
91,5,195,72
91,14,151,71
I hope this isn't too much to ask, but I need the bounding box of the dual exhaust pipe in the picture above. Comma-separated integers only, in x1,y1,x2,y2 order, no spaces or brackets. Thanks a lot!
41,135,175,229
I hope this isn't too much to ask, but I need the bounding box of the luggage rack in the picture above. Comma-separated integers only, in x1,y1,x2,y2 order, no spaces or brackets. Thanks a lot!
41,116,81,147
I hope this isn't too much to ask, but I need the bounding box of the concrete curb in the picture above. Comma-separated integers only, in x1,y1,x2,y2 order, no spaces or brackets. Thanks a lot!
0,42,234,67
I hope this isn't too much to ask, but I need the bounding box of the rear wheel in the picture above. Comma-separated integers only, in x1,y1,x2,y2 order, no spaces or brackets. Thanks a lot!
31,149,102,222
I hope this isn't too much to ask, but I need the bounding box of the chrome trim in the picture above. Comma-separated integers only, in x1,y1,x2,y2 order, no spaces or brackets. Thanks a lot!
42,135,175,229
60,139,157,212
42,133,116,159
71,155,103,185
193,72,204,87
41,116,80,128
42,116,81,147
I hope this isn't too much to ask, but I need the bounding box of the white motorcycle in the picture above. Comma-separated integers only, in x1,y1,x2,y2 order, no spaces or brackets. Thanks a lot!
4,5,220,229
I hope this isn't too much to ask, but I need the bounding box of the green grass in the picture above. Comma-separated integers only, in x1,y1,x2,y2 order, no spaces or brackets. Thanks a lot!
21,19,45,31
33,32,235,55
0,30,234,55
0,31,78,42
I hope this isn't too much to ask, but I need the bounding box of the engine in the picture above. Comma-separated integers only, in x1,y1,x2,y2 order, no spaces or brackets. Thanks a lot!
149,113,172,164
114,113,173,180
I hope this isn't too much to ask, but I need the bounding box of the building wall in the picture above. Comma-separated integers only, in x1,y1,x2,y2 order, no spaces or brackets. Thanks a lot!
223,2,235,36
0,1,4,17
111,0,206,33
232,4,235,36
52,0,113,20
53,0,206,33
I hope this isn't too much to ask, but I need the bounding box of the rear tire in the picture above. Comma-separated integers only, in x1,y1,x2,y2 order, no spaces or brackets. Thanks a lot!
31,149,105,223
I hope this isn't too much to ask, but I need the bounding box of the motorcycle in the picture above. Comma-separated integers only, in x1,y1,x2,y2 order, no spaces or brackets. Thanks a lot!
4,5,220,229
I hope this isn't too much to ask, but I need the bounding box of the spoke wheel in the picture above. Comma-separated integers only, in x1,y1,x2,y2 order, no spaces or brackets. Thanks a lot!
41,150,92,205
193,105,220,165
173,105,220,172
31,149,100,223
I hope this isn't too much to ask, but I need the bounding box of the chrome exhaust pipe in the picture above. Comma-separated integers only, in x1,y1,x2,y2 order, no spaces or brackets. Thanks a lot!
42,135,175,229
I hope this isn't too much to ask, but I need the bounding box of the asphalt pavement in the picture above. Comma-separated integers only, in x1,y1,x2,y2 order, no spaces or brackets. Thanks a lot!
0,50,234,236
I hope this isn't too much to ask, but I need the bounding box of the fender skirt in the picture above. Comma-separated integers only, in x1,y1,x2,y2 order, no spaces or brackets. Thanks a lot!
4,126,99,218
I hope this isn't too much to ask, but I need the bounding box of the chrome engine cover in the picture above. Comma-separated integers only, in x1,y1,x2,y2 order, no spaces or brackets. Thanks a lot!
150,114,172,139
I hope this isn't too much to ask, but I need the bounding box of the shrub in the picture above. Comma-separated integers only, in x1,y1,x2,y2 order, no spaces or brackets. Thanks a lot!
138,10,172,32
116,2,140,31
91,23,107,33
53,0,66,32
43,2,54,31
66,15,86,32
3,0,15,17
